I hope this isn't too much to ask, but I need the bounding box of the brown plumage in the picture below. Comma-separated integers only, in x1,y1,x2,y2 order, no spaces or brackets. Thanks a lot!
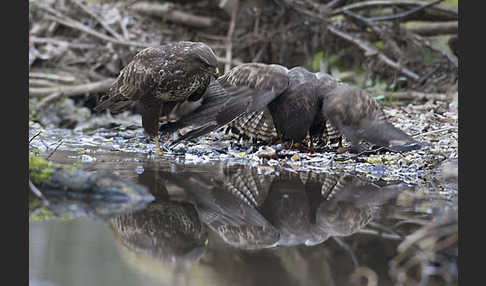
159,63,424,153
322,85,422,153
159,63,338,145
93,41,219,155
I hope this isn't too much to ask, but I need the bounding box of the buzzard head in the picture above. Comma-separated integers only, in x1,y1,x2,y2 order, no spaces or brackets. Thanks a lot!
190,42,220,77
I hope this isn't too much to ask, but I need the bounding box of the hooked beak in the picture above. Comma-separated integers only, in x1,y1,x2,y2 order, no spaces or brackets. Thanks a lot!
213,67,220,79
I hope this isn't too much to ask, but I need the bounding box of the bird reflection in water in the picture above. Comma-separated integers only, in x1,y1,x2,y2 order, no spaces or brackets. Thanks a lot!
116,162,404,252
109,166,209,268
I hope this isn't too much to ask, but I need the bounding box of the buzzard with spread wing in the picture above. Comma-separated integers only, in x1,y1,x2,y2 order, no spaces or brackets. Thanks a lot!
159,62,423,153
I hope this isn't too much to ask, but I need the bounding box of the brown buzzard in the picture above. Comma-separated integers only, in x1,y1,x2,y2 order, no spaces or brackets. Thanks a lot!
159,63,423,153
159,63,337,144
322,85,422,153
93,41,220,155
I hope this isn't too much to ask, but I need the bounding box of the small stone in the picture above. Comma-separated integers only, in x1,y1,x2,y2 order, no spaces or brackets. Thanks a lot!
135,166,144,174
256,147,277,159
172,143,187,153
273,144,284,151
81,155,96,162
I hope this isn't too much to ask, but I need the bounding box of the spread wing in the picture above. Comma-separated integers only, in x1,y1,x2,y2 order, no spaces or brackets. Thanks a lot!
159,63,290,144
159,168,279,249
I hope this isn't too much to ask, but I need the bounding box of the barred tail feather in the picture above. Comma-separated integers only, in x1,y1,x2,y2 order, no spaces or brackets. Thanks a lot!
228,109,278,142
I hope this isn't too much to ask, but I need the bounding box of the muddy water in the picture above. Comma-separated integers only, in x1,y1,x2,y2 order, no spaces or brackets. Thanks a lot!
29,127,457,286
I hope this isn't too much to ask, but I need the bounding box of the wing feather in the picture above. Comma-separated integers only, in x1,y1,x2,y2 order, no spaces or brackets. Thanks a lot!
159,63,290,143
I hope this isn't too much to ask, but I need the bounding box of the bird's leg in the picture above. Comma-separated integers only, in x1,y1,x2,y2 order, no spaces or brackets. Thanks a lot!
140,100,164,156
337,137,347,154
307,131,315,154
154,133,163,156
309,137,315,154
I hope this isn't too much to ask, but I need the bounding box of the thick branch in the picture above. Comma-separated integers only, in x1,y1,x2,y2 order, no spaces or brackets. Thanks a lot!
404,21,457,36
29,72,77,83
29,78,116,98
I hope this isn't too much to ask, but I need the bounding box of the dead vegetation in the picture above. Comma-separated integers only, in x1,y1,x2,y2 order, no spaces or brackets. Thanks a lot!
29,0,458,118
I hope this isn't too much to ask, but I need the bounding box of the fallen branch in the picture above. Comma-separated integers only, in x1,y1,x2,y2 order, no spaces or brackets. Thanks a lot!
29,79,59,87
130,2,215,28
368,0,444,22
29,179,49,206
404,21,457,36
29,36,98,50
331,0,457,22
46,139,64,160
36,92,63,109
327,25,420,81
29,131,42,144
412,126,457,138
382,91,449,101
29,78,116,97
29,72,77,83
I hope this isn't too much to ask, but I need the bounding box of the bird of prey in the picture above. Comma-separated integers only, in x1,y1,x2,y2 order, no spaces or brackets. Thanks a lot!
159,63,338,148
160,63,423,153
93,41,220,155
321,85,423,153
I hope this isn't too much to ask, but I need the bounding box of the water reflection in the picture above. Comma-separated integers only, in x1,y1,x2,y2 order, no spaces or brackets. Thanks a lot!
160,163,404,249
30,158,456,286
109,162,406,259
109,167,208,267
